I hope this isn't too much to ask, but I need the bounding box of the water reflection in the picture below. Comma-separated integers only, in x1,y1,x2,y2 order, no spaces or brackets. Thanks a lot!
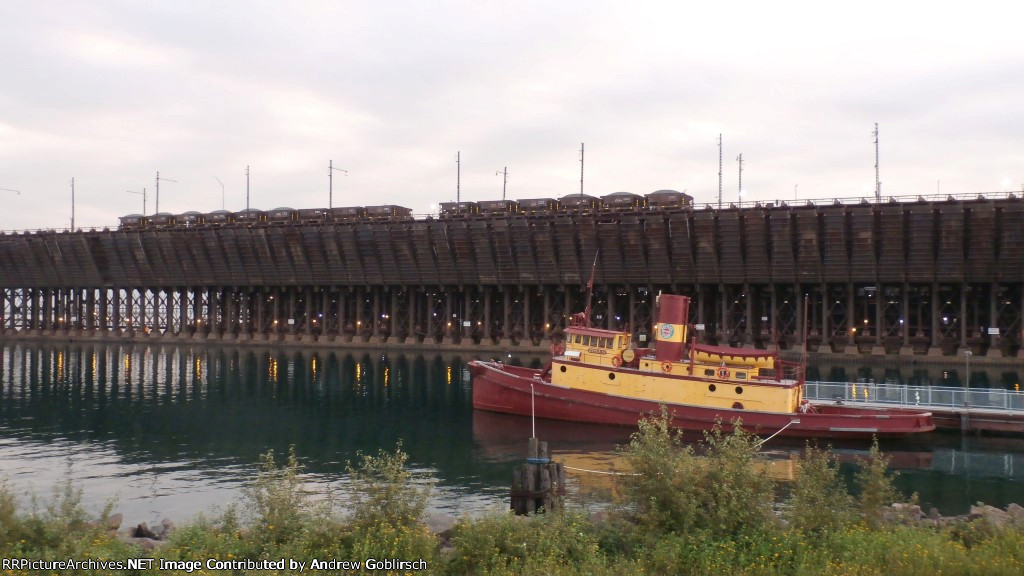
1,343,1023,521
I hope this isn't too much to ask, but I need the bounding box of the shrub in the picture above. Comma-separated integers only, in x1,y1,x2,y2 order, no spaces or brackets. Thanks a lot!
787,443,855,535
345,441,431,529
854,437,909,528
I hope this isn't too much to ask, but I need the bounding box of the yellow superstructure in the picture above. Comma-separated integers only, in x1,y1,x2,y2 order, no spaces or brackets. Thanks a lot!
554,324,802,414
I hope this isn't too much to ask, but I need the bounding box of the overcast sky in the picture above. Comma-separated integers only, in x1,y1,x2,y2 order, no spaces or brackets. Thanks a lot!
1,1,1021,231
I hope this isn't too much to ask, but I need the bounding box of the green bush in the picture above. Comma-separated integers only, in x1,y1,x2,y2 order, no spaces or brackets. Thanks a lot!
786,443,855,535
622,411,775,538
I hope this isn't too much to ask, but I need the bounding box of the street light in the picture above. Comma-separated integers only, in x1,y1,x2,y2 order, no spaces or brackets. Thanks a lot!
126,189,147,215
328,160,347,209
215,177,225,210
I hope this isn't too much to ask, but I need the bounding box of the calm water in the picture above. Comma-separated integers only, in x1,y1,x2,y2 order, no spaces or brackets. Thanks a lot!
1,342,1023,526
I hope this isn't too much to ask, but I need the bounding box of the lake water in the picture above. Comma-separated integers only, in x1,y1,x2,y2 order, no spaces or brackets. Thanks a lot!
1,342,1023,526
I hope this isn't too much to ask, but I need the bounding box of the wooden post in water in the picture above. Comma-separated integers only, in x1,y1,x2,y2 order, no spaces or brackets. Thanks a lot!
511,438,566,515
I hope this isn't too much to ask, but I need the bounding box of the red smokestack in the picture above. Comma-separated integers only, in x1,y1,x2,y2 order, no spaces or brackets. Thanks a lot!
655,294,690,362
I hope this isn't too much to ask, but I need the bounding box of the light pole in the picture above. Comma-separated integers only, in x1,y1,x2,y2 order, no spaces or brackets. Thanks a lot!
126,189,147,214
328,161,347,209
215,177,225,210
155,172,177,214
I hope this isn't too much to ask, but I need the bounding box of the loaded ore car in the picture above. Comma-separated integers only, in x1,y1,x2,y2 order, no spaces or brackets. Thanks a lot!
646,189,693,210
149,212,177,227
177,211,204,227
517,198,559,215
234,208,266,225
267,207,298,224
601,191,646,212
206,210,233,226
558,193,600,213
439,201,480,218
118,214,147,230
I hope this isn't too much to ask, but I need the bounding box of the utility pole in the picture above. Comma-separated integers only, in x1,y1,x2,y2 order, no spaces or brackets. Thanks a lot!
873,123,881,202
245,165,250,211
496,166,508,201
328,160,347,209
717,134,723,210
155,171,177,214
456,151,460,203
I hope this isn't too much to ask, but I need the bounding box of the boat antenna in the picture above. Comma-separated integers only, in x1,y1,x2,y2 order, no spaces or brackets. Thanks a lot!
582,249,599,326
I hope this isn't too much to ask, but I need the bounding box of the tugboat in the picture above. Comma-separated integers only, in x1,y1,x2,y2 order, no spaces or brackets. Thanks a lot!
470,294,935,439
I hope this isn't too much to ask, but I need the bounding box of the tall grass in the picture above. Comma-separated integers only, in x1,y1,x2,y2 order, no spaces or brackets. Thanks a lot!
2,417,1023,575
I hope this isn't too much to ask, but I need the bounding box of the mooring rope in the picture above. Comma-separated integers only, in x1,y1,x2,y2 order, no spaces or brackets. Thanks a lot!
562,465,640,476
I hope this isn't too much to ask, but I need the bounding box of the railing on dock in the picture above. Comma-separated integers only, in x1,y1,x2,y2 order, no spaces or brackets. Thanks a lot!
805,381,1024,412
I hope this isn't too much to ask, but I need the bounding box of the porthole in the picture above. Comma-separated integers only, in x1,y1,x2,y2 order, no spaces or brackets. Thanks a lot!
732,402,744,409
608,373,616,381
735,386,744,395
708,384,717,392
560,365,567,373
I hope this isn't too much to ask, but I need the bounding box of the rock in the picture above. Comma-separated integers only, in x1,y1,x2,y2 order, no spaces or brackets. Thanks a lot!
133,537,159,550
928,507,942,521
969,504,1009,527
132,522,158,539
890,503,923,522
1007,503,1024,527
105,513,123,531
160,518,176,537
424,513,457,535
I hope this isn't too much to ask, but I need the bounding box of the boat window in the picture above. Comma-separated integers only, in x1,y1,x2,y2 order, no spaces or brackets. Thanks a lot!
560,365,567,373
608,373,616,381
735,386,744,395
600,337,608,348
574,334,582,344
708,384,717,392
736,372,746,379
704,369,715,377
583,336,591,346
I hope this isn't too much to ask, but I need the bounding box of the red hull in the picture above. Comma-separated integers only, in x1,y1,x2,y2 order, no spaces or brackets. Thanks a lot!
469,361,935,439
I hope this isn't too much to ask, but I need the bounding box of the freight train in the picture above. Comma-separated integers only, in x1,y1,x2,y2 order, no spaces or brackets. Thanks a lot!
117,190,691,230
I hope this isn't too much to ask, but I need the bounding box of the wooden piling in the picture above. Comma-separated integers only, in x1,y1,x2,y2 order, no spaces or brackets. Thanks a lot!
511,438,566,515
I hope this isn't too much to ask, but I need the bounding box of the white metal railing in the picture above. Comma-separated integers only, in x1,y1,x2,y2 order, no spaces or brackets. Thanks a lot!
804,381,1024,412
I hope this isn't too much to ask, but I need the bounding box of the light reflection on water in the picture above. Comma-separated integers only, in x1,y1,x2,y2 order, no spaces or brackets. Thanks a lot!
1,342,1024,525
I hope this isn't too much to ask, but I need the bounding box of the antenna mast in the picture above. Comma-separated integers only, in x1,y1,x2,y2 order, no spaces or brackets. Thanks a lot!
70,177,75,231
245,165,250,211
873,123,881,202
456,151,460,203
717,134,723,209
496,166,508,201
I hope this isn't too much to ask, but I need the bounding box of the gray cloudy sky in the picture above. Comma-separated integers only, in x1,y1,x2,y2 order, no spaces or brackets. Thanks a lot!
1,1,1022,231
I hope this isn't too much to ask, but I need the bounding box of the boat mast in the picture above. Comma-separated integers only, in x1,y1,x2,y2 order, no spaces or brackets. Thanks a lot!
582,250,599,326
